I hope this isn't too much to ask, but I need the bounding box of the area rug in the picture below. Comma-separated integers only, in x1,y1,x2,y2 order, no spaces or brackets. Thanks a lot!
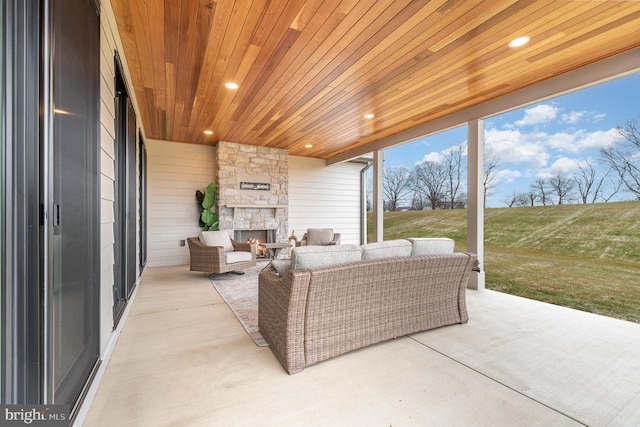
209,264,269,347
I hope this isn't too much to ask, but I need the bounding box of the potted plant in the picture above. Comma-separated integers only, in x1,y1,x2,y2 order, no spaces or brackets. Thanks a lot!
195,182,219,231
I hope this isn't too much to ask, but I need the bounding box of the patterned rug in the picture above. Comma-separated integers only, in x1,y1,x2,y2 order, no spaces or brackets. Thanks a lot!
209,263,270,347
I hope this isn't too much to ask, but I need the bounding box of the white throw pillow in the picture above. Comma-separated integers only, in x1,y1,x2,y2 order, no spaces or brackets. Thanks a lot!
408,238,455,255
360,239,412,260
200,231,234,253
292,245,362,270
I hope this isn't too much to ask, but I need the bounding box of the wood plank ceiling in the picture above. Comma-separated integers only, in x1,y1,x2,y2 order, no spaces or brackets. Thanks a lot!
111,0,640,159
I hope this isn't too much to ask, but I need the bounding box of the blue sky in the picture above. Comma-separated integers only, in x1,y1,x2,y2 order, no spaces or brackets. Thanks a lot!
382,72,640,208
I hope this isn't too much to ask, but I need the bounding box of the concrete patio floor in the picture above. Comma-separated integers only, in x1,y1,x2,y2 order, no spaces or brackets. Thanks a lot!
79,264,640,426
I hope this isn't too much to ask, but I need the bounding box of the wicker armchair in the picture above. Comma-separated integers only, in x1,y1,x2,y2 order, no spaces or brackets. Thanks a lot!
187,232,256,275
297,228,341,246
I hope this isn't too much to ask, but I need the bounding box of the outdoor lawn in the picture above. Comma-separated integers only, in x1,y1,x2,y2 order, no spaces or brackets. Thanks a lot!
368,201,640,323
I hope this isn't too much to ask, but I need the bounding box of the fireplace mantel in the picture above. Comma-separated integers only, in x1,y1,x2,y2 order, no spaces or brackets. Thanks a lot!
223,204,287,224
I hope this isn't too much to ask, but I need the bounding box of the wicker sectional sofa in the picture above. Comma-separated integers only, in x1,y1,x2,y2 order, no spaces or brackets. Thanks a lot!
258,239,477,374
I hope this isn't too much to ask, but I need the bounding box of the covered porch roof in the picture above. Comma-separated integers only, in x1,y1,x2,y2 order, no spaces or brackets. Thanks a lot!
108,1,640,292
110,0,640,161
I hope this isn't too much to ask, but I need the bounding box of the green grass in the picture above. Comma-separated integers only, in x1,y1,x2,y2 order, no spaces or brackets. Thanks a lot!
367,201,640,323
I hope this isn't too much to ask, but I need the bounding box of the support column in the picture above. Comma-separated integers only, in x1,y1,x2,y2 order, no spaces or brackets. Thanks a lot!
372,150,384,242
467,120,485,290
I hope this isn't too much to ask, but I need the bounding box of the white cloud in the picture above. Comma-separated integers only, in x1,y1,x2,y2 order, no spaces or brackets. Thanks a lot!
513,104,559,127
536,157,588,179
561,110,607,125
545,131,580,152
550,157,585,173
578,128,622,150
442,143,467,157
545,128,622,153
485,128,550,168
495,168,522,183
415,151,444,165
561,111,585,124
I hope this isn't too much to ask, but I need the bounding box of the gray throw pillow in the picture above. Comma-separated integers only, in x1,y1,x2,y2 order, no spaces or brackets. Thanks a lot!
306,228,335,245
270,259,292,276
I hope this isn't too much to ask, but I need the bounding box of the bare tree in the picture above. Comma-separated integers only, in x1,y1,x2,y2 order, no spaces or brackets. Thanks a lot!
548,170,575,205
601,116,640,200
504,191,518,208
504,191,530,207
572,160,620,204
573,160,599,204
412,162,447,210
383,166,412,211
410,191,429,210
531,178,550,205
454,191,467,209
443,145,464,209
483,146,500,208
601,177,623,203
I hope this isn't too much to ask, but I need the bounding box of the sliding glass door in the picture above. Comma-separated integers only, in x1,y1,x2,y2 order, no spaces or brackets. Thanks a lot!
47,0,100,408
2,0,101,411
113,58,138,326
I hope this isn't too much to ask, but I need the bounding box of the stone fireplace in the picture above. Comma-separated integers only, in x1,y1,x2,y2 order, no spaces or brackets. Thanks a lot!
216,141,288,243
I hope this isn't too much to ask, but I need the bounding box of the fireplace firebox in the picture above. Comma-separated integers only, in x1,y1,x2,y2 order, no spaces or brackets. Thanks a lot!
234,229,277,258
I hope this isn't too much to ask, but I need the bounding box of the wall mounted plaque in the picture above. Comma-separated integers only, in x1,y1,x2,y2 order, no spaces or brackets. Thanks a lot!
240,182,271,191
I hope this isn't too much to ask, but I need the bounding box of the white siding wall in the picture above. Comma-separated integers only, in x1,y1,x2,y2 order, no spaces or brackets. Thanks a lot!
288,156,362,245
145,150,360,265
146,140,217,266
98,4,118,354
99,2,143,353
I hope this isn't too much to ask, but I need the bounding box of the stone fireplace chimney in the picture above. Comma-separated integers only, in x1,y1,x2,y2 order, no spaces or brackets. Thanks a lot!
216,141,288,242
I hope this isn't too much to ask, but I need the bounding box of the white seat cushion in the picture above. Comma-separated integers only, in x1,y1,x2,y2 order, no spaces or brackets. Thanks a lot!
200,231,234,252
225,251,253,264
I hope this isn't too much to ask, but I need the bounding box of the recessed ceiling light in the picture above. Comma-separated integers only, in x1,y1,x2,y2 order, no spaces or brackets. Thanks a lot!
203,130,213,135
224,82,239,89
364,113,375,119
508,36,530,48
305,144,312,148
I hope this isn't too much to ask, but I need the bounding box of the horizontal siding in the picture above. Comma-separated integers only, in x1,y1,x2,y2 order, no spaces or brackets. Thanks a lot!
289,156,362,245
146,150,361,266
98,5,118,354
146,139,216,266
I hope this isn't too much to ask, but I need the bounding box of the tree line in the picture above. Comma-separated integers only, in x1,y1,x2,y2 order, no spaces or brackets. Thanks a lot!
375,116,640,210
